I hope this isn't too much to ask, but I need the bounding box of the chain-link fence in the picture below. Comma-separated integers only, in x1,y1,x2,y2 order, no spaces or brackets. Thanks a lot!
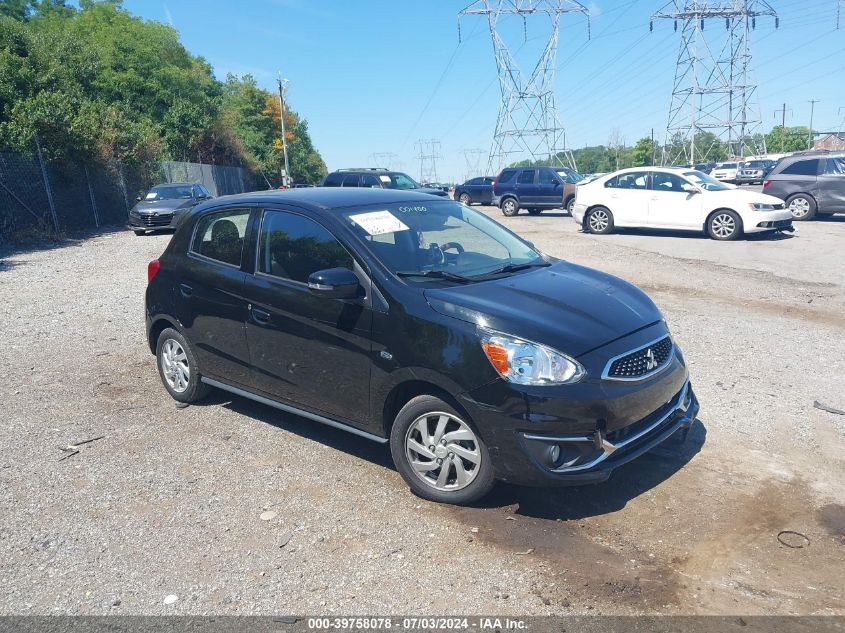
0,148,258,243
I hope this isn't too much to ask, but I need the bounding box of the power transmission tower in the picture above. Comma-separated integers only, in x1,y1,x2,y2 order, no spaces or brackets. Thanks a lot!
458,1,590,174
652,1,778,165
414,139,442,183
461,148,485,181
369,152,399,169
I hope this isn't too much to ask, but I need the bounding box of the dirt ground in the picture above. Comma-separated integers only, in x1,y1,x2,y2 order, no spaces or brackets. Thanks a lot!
0,209,843,616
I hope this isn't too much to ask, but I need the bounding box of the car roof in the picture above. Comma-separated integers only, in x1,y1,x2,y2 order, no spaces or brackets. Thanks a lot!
151,181,200,187
194,187,446,212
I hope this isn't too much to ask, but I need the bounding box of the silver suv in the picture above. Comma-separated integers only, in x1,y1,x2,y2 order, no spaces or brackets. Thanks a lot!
763,152,845,220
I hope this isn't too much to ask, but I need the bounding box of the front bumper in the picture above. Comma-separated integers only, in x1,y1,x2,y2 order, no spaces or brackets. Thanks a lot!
458,324,699,486
742,209,794,233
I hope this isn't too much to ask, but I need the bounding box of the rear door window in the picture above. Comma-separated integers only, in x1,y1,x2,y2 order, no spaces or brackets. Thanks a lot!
518,170,536,184
342,174,361,187
606,172,650,189
191,209,251,267
781,159,820,176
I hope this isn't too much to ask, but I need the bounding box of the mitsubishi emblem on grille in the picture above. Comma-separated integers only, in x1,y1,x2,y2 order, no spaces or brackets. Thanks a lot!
645,348,657,370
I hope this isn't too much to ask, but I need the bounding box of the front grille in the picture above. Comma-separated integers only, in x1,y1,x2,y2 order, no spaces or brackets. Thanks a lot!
140,213,173,227
605,336,673,380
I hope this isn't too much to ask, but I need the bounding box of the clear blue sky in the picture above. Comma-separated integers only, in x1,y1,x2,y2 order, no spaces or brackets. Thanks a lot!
120,0,845,181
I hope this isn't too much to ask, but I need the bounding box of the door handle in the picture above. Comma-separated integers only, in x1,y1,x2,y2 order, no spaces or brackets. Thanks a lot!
249,304,271,325
179,283,193,297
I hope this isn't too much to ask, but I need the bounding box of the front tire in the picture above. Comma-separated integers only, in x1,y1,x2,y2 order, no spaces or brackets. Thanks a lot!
156,328,211,403
707,210,742,240
586,206,614,234
501,197,520,217
459,192,471,205
390,395,495,505
133,230,145,236
786,194,817,220
527,208,542,216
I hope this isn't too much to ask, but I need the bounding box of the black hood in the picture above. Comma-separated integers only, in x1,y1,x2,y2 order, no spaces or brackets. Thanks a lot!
131,198,194,214
424,261,662,357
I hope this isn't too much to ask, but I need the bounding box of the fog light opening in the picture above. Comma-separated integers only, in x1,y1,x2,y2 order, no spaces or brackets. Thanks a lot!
546,444,561,467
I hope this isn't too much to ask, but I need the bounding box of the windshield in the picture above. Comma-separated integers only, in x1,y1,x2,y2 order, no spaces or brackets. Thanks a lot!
683,170,732,191
379,172,420,191
342,200,542,284
146,185,193,200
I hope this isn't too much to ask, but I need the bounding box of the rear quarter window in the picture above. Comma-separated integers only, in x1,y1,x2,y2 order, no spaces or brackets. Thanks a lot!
780,159,819,177
497,169,517,184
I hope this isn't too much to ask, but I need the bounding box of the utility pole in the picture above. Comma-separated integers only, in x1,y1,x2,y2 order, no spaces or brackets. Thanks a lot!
774,103,792,153
651,128,655,166
277,76,291,187
808,99,820,150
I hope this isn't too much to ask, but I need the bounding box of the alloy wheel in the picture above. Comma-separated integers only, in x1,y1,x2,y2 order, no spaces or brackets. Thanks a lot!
404,412,481,491
589,209,609,232
160,338,190,393
459,193,470,205
788,197,810,219
711,213,736,238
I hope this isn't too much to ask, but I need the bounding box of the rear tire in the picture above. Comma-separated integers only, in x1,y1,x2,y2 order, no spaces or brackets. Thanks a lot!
156,327,211,404
501,197,519,217
527,208,542,216
586,206,614,235
566,198,575,214
390,395,495,505
707,210,742,241
786,194,817,220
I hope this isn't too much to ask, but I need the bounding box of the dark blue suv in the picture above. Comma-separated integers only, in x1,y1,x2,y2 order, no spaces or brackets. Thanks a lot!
493,166,582,216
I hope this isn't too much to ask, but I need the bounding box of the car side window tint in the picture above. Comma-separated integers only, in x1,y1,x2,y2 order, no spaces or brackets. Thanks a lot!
609,172,649,190
538,170,558,184
518,170,536,184
823,157,845,175
342,174,361,187
258,210,354,284
484,177,495,184
497,169,517,184
782,159,819,176
323,173,343,187
651,172,686,192
191,209,250,267
361,175,381,188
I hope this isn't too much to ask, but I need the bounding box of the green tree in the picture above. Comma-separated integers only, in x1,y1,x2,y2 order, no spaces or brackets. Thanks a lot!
631,136,658,167
765,125,814,154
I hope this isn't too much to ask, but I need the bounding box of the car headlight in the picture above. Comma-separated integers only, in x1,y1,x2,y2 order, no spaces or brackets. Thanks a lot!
479,330,585,385
749,203,780,211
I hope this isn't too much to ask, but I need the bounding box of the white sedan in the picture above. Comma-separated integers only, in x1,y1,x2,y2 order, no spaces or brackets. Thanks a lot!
570,167,794,241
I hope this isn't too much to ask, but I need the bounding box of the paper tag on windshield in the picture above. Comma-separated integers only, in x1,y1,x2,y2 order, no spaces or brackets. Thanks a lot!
349,211,409,236
145,192,157,200
379,175,391,183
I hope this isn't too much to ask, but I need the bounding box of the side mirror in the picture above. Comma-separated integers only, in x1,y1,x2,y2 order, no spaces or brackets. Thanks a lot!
682,183,700,194
307,268,361,300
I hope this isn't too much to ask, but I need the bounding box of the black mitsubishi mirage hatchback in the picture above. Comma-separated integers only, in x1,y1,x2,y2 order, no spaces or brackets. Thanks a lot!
145,188,699,504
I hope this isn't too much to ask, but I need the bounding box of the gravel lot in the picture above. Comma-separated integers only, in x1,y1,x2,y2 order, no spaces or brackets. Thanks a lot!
1,206,843,616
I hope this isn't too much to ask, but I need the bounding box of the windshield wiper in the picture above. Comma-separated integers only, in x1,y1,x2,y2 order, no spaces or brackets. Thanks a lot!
475,261,551,278
395,270,474,284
